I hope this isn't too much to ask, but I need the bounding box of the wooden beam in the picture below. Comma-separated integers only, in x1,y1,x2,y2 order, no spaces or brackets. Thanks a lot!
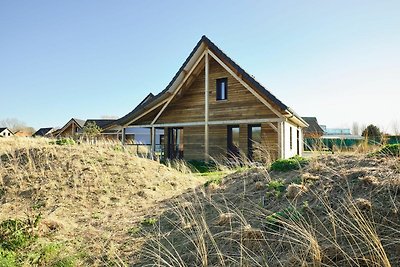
151,126,155,155
204,51,209,162
121,127,126,146
124,98,169,127
151,50,207,125
207,50,283,118
126,118,284,128
268,122,278,132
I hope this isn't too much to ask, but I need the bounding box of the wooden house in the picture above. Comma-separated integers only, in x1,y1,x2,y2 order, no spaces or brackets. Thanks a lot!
112,36,307,161
302,117,324,138
32,127,55,137
0,127,14,138
54,118,85,138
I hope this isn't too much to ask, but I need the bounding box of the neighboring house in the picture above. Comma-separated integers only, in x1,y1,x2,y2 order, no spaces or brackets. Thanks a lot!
0,127,14,138
55,118,86,138
302,117,325,151
32,127,55,137
111,36,307,161
14,130,32,137
80,119,119,140
320,125,352,135
302,117,324,138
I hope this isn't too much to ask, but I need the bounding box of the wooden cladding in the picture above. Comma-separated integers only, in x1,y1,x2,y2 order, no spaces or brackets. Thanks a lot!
140,56,279,126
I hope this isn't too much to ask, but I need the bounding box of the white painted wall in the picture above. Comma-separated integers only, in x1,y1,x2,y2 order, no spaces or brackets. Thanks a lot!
282,121,303,158
0,129,13,138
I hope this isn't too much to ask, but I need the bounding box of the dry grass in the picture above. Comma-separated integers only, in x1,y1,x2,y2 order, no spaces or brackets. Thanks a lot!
0,137,206,265
132,152,400,266
1,137,399,266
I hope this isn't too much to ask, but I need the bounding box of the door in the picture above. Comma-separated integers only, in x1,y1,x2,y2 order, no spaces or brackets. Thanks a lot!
227,125,240,158
167,128,184,159
248,124,262,160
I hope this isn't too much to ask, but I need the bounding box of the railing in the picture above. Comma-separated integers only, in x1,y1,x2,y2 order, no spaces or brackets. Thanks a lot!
125,143,165,160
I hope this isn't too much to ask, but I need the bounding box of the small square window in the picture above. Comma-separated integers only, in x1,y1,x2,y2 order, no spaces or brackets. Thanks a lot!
216,78,228,100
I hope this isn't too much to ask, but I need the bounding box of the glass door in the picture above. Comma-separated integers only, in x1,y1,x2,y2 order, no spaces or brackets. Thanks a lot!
167,128,184,159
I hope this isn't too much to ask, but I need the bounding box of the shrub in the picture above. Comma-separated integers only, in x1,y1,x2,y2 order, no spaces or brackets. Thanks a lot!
373,144,400,157
270,156,309,172
51,138,75,146
187,160,216,173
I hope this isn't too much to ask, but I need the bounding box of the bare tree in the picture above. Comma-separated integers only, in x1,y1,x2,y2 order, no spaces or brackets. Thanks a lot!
351,121,360,136
0,118,29,132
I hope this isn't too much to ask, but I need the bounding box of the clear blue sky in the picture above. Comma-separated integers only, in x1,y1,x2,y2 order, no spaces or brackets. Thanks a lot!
1,1,399,133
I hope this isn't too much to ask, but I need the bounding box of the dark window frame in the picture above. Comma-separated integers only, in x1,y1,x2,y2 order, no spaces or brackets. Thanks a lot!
290,127,293,150
216,78,228,101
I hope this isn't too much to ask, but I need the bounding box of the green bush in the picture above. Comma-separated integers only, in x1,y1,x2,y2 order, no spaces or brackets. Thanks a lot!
270,156,309,172
187,160,216,173
50,138,75,146
373,144,400,157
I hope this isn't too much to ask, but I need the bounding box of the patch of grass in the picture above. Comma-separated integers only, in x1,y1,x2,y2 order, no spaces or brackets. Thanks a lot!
0,216,39,250
204,175,223,187
141,218,158,227
266,180,286,198
371,144,400,157
128,226,142,236
265,207,302,231
50,138,76,146
270,155,309,172
187,160,217,173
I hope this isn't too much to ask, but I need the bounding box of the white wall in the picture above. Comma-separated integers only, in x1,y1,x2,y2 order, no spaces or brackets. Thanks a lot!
0,129,13,138
282,121,303,158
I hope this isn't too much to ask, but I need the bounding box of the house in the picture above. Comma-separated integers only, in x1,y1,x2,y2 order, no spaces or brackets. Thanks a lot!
112,36,307,161
0,127,14,138
14,130,33,137
80,119,120,140
54,118,85,138
302,117,324,138
32,127,55,137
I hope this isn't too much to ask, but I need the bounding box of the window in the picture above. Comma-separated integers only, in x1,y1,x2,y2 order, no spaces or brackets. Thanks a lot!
290,127,293,150
248,125,261,160
216,78,228,100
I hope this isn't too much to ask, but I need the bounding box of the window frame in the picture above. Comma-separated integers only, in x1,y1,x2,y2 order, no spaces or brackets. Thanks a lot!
216,78,228,101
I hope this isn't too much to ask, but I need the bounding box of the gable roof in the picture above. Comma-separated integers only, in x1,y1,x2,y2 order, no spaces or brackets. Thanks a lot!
302,117,324,135
33,127,54,137
0,127,11,133
56,118,86,137
114,36,307,127
84,119,116,130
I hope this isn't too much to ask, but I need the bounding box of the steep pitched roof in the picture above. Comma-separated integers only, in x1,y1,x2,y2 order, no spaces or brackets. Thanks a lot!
0,127,9,133
84,119,116,130
114,36,307,127
302,117,324,135
55,118,86,137
33,127,54,137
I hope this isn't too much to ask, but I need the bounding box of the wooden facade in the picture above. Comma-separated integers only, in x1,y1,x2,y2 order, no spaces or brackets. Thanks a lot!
113,36,307,161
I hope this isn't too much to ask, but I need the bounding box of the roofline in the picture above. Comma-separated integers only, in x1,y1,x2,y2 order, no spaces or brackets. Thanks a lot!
114,35,306,127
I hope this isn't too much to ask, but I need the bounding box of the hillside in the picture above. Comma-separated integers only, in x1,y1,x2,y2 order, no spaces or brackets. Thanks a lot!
0,138,205,266
0,138,399,266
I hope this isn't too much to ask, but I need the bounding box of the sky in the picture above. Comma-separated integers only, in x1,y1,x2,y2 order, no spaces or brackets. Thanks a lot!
1,1,399,133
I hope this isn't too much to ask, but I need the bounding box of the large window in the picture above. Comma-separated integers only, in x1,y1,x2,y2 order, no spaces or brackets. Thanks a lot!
290,127,293,150
227,125,240,157
216,78,228,100
248,125,261,160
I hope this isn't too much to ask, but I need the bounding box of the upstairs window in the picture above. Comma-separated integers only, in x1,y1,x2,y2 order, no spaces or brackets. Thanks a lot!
216,78,228,100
